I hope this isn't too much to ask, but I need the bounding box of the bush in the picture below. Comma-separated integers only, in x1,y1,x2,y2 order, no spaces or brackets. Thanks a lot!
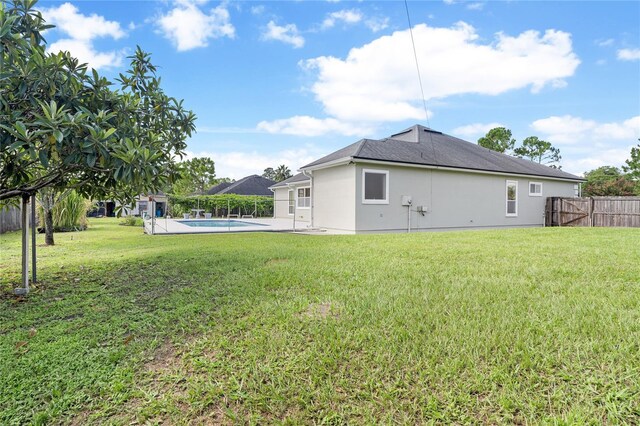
120,216,143,227
168,194,273,217
45,191,92,232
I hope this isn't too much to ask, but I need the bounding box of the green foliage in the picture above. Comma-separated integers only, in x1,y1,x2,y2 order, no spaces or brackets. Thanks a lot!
513,136,561,166
170,157,217,195
0,1,196,205
264,165,292,182
582,166,637,196
274,164,292,182
120,216,143,227
40,190,91,231
477,127,516,153
622,141,640,181
1,221,639,423
169,194,274,217
262,167,276,180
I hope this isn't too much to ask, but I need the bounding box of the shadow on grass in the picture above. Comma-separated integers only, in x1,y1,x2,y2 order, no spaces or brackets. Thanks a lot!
0,244,275,425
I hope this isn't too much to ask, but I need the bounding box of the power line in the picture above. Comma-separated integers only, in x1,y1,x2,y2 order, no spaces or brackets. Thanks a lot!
404,0,430,127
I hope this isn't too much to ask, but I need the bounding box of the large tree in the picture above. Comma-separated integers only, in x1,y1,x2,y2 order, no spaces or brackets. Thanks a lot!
1,1,196,206
274,164,292,182
622,140,640,181
582,166,636,197
477,127,516,153
262,167,276,181
1,0,196,287
513,136,561,166
170,157,217,195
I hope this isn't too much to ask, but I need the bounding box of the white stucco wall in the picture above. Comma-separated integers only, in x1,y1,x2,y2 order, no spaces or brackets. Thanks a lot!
312,165,356,232
272,185,311,223
350,163,577,232
272,187,290,219
297,162,577,233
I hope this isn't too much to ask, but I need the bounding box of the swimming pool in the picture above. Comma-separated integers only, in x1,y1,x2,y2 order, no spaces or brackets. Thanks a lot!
177,219,267,228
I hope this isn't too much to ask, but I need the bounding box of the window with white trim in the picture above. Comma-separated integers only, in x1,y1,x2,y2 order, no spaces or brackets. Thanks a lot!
506,180,518,216
288,190,294,215
362,169,389,204
574,184,580,196
528,182,542,196
297,187,310,208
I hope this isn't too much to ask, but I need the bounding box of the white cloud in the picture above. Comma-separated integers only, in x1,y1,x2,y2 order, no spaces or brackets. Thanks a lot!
443,0,456,4
261,22,579,137
596,38,614,47
451,122,505,138
185,148,321,179
250,5,265,15
531,115,640,145
156,0,235,51
312,23,578,120
562,147,635,176
365,17,389,33
531,115,640,175
41,3,125,69
257,116,375,137
322,9,363,29
261,21,304,48
617,48,640,61
467,3,485,11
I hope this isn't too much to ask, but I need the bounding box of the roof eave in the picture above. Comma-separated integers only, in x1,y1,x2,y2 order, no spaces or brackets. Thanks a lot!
300,157,353,172
351,158,586,182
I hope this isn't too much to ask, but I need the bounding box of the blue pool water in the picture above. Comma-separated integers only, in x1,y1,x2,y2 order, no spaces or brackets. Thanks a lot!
177,219,266,228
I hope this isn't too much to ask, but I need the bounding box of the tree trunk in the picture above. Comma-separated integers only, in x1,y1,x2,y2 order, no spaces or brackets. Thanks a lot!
44,207,55,246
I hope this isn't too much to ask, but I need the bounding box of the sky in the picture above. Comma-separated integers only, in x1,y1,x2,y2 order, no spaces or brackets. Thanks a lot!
36,0,640,179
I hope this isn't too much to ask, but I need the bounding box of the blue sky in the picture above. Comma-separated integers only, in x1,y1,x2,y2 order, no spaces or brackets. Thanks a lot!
38,0,640,179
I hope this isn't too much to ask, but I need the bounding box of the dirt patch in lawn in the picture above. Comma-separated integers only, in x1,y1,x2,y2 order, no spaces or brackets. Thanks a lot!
265,258,289,266
301,302,340,320
146,340,180,373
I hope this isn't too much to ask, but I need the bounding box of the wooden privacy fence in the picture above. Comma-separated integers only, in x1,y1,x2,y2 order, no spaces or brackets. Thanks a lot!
546,197,640,228
0,205,22,234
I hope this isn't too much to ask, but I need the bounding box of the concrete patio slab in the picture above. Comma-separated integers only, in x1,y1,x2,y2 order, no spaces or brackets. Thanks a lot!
144,217,311,235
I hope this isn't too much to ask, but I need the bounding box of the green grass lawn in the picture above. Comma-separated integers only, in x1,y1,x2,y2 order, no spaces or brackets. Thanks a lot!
1,219,639,424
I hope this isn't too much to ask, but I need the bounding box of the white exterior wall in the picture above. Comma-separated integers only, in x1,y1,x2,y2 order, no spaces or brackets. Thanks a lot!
272,185,311,223
312,165,356,232
273,187,291,219
342,163,576,233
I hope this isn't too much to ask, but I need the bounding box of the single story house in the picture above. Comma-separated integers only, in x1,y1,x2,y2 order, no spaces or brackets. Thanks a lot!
130,193,168,217
206,175,276,196
270,173,313,223
271,125,584,233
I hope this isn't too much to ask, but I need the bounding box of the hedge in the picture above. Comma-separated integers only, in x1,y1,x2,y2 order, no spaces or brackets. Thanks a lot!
168,194,273,217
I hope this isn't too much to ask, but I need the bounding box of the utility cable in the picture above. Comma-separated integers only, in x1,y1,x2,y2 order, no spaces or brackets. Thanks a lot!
404,0,430,126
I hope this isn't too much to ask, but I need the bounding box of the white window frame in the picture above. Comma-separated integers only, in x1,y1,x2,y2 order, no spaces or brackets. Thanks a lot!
288,189,295,215
528,181,543,197
296,186,311,209
362,169,389,205
506,180,518,217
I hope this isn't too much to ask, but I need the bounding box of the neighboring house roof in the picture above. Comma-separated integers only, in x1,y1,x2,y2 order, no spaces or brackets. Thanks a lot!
206,175,276,196
269,173,311,189
205,181,233,195
302,125,584,182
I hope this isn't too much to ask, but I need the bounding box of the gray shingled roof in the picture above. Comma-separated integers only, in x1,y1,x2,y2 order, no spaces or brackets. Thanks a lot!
206,175,276,196
302,125,583,181
205,181,233,195
269,172,311,189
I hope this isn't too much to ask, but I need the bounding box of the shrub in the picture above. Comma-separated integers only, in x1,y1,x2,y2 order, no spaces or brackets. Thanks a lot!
168,194,273,217
120,216,143,227
43,191,92,232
